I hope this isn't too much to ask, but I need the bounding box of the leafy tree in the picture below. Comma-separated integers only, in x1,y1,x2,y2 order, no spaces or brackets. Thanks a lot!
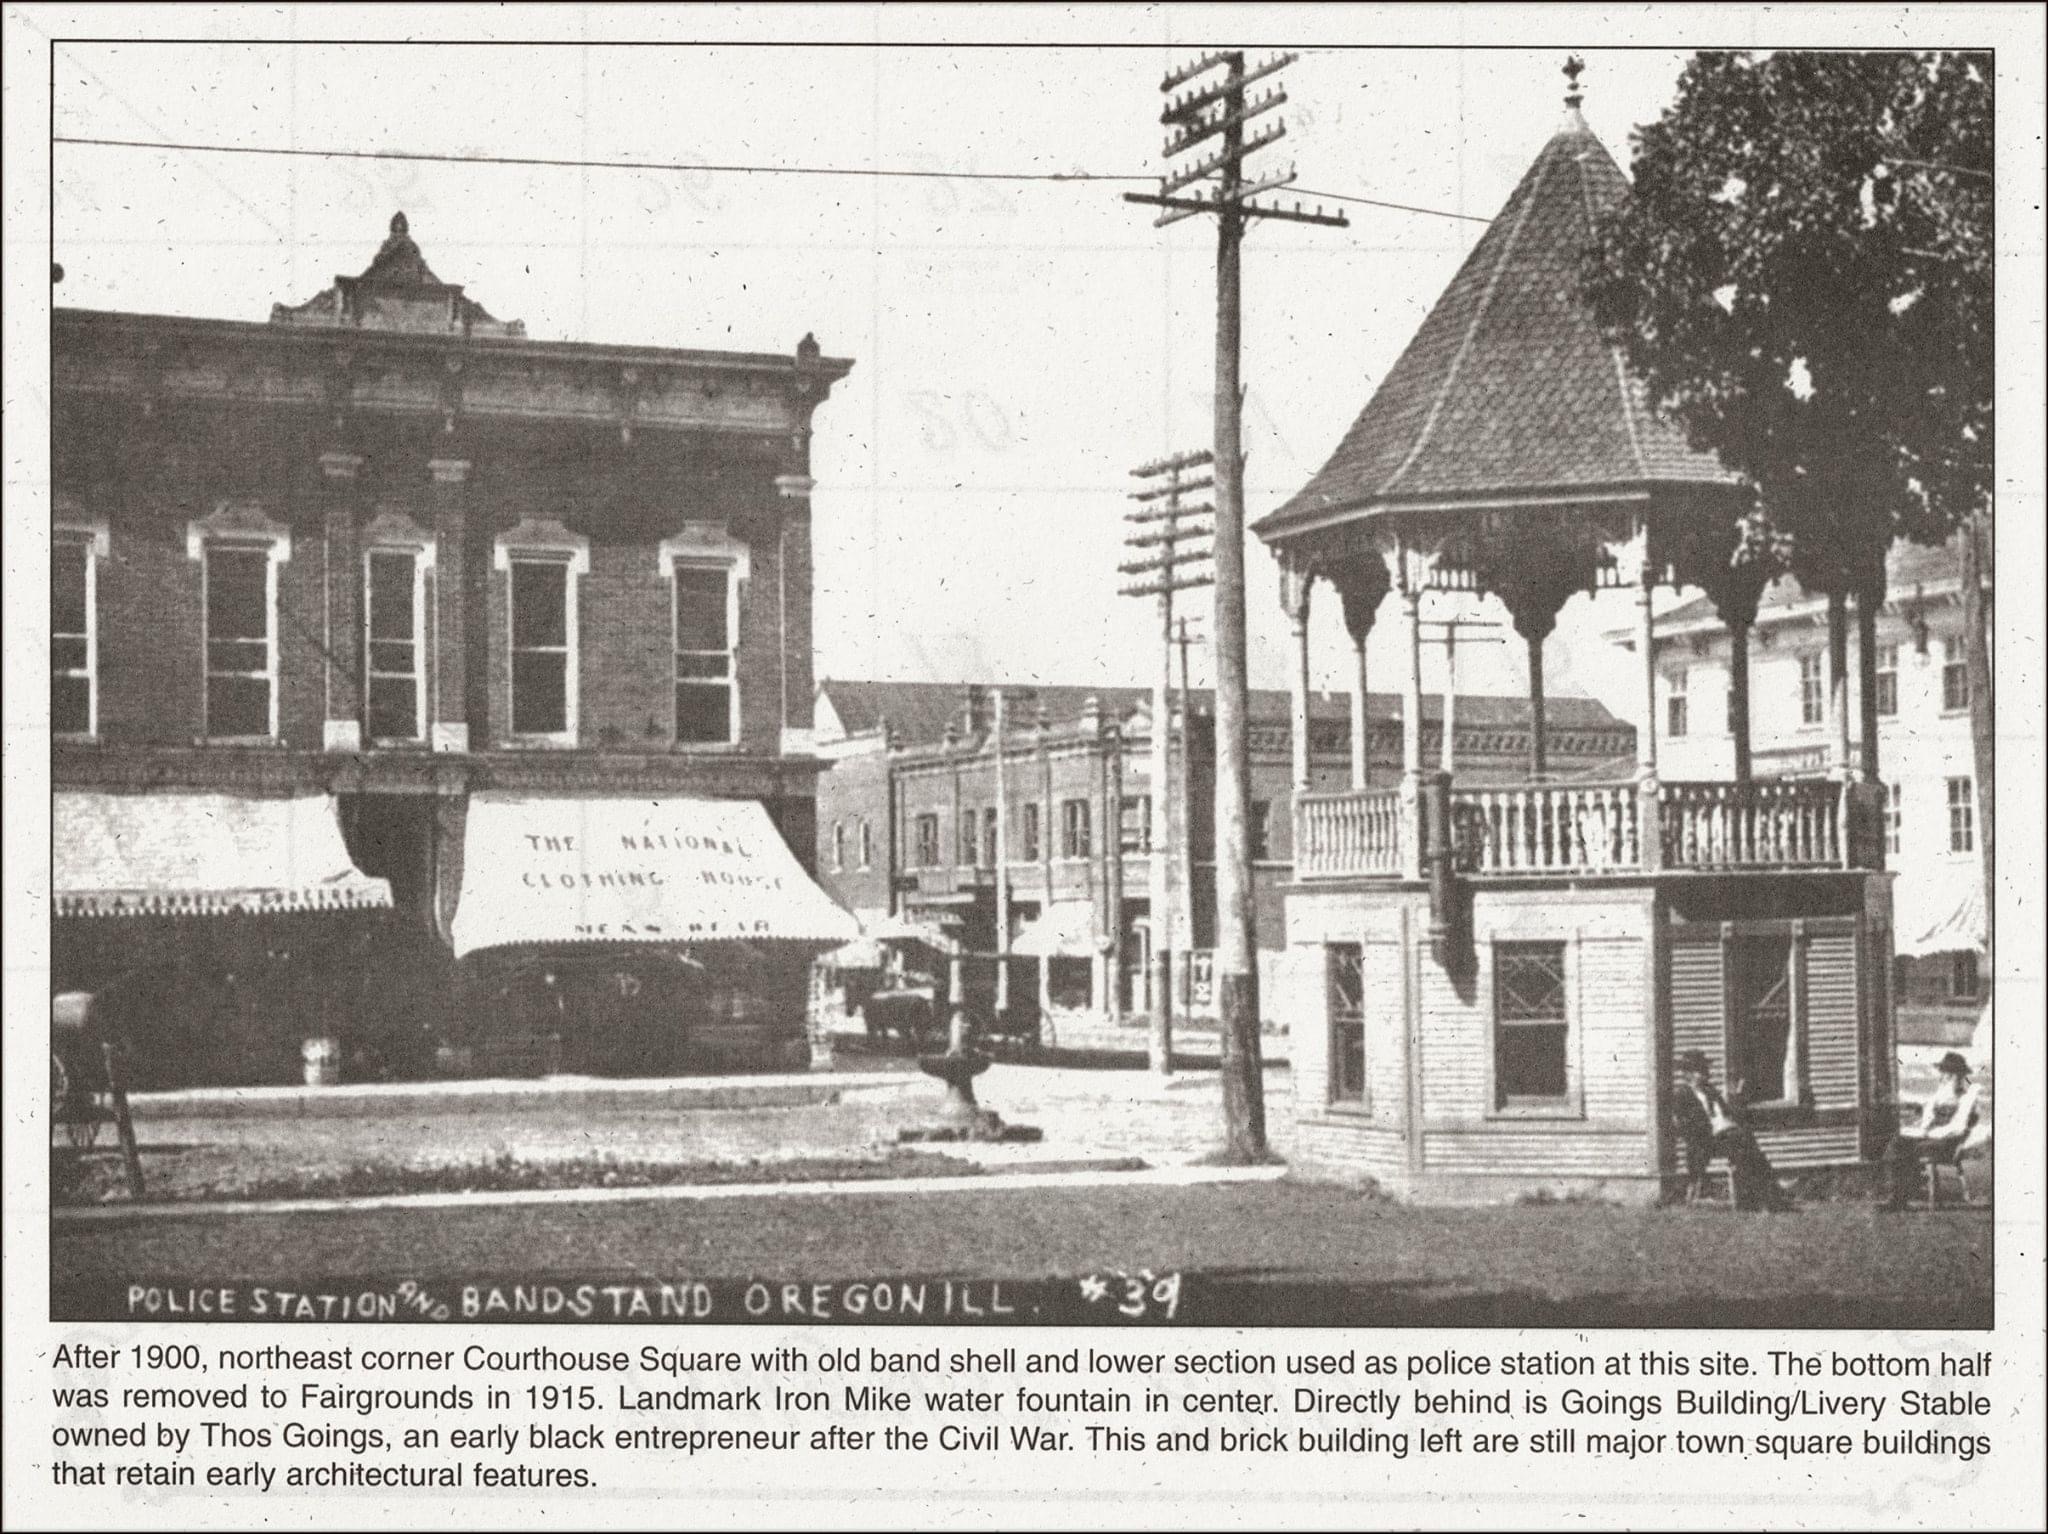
1587,50,1993,957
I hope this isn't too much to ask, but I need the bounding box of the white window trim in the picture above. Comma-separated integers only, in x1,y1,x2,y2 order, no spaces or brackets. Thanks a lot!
188,503,290,744
1874,643,1899,718
495,518,589,748
53,510,108,740
1797,652,1826,729
1485,937,1584,1120
660,524,749,750
1940,639,1971,715
668,559,741,748
1947,776,1975,854
361,512,436,746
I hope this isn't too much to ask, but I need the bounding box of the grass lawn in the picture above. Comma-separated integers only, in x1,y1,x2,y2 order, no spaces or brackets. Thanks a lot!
53,1180,1991,1328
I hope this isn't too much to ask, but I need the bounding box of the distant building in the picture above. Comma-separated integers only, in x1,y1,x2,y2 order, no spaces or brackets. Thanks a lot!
814,679,1632,1019
1630,538,1990,1045
53,213,853,1083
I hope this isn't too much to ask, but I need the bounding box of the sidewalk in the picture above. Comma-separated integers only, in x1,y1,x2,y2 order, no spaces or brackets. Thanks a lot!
61,1056,1296,1206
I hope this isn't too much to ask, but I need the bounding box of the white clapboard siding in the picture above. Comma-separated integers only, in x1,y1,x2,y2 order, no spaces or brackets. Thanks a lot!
1297,1121,1408,1181
1424,1130,1646,1174
1364,938,1406,1125
1580,937,1648,1125
1419,957,1483,1119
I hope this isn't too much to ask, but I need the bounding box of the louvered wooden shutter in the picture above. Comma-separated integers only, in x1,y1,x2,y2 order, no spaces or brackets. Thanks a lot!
1669,925,1726,1081
1800,917,1862,1111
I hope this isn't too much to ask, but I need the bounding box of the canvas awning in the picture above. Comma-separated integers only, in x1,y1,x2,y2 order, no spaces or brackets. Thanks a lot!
449,793,858,959
1010,901,1102,959
54,791,391,918
1896,863,1988,958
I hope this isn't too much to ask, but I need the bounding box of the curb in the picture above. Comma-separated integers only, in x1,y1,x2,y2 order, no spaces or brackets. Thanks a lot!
124,1070,929,1122
52,1161,1290,1224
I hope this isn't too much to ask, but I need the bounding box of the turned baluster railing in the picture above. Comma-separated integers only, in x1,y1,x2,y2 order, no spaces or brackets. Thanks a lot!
1659,780,1845,869
1294,789,1402,878
1449,781,1641,874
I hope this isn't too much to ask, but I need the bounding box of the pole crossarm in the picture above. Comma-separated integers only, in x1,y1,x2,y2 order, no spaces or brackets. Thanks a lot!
1126,501,1216,526
1130,474,1215,500
1131,447,1215,478
1161,52,1295,123
1161,122,1288,193
1119,548,1215,578
1124,522,1216,549
1161,51,1235,91
1120,574,1215,599
1163,87,1287,158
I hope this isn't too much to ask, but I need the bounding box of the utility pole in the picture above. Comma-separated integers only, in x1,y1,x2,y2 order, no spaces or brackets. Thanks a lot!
1122,449,1216,1075
1127,50,1346,1159
1421,614,1508,776
1175,615,1203,1015
993,689,1010,1018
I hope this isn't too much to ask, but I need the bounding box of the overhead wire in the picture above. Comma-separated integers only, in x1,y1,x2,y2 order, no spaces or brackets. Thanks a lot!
52,134,1493,224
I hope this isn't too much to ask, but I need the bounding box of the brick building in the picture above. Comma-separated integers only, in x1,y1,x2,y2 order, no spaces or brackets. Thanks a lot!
813,679,1632,1021
52,213,854,1083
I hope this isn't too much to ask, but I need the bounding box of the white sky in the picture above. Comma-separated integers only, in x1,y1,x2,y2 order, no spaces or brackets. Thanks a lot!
29,16,1837,722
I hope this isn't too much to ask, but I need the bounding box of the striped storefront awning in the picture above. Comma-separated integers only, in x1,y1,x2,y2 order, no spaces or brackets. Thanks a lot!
1895,862,1988,958
54,791,391,918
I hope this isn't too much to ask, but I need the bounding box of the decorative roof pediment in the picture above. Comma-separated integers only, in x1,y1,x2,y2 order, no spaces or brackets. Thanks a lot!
270,213,526,338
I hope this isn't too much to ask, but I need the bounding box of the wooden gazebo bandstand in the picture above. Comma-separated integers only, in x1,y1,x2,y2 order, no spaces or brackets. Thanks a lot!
1254,66,1893,1203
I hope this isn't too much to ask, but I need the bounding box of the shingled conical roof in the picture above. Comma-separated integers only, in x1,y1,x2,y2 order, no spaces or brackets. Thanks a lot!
1257,102,1737,538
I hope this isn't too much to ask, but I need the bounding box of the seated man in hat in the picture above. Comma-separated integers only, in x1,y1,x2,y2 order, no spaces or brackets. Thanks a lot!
1880,1051,1983,1211
1671,1050,1794,1212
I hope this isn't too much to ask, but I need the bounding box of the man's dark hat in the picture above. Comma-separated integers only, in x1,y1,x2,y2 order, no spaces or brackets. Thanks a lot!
1676,1050,1712,1074
1937,1051,1972,1078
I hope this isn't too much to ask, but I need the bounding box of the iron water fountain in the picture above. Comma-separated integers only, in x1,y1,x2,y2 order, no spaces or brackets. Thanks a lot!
897,957,1041,1144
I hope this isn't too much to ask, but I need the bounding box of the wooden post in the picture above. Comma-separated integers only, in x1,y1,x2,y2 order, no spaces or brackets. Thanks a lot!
101,1042,144,1200
1399,551,1425,881
1350,632,1370,791
1825,590,1851,779
1635,540,1663,872
1855,588,1881,783
1439,621,1459,777
994,691,1011,1016
1526,633,1547,781
1729,619,1753,783
1282,555,1314,793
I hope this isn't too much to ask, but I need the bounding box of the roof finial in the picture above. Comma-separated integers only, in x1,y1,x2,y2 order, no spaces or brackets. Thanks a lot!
1562,54,1586,111
390,211,409,238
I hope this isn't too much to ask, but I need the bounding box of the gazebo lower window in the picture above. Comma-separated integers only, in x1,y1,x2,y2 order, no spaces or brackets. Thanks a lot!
1494,942,1570,1109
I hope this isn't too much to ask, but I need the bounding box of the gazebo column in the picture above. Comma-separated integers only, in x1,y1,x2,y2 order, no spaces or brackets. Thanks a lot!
1329,554,1389,791
1470,510,1599,786
1279,553,1316,793
1826,591,1852,780
1630,526,1663,872
1671,529,1771,785
1854,585,1883,783
1395,541,1427,880
1728,619,1754,782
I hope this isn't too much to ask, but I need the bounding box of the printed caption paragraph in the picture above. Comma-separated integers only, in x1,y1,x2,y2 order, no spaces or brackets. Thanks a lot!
48,1340,1998,1492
